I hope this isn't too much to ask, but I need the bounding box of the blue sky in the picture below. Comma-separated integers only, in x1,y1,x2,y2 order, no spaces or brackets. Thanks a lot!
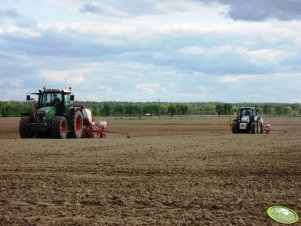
0,0,301,102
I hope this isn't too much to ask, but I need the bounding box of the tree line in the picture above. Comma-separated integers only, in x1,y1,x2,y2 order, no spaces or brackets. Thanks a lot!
75,102,193,117
0,100,300,117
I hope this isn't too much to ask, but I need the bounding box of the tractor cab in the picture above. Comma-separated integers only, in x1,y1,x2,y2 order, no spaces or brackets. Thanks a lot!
26,88,75,121
239,107,257,119
27,88,74,109
41,89,73,115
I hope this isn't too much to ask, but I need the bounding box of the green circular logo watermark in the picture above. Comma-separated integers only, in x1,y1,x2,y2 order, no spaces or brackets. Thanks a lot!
267,206,298,224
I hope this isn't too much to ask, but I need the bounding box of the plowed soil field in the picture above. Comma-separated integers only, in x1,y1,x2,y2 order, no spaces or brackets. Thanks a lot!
0,116,300,225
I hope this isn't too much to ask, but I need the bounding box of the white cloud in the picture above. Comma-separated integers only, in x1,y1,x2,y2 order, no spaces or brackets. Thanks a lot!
156,0,227,16
246,49,286,64
218,74,257,83
37,69,86,85
181,45,205,55
274,72,301,80
29,0,83,11
136,83,160,95
97,85,113,93
1,26,41,38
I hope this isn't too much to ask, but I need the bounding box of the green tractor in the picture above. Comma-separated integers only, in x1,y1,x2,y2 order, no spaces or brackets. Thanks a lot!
232,107,264,134
19,87,84,139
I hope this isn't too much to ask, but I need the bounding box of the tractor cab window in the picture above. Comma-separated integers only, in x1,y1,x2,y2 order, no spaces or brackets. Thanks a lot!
240,108,253,117
41,93,62,107
64,94,72,106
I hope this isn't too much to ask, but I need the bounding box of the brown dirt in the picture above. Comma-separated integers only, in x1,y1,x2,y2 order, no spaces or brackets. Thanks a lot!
0,116,300,225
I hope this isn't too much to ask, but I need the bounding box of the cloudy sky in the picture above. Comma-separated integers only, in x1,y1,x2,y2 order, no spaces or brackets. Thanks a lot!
1,0,301,102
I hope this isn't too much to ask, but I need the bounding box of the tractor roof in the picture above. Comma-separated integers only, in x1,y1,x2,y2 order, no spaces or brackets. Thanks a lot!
41,87,72,94
239,107,256,109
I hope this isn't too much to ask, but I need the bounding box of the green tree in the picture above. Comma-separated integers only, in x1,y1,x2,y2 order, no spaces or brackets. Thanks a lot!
159,104,168,116
283,106,292,116
263,104,273,116
133,104,143,116
125,104,134,116
275,105,284,116
168,104,176,116
180,105,189,116
114,104,124,116
200,103,216,115
223,103,233,115
1,105,9,117
103,103,111,116
152,104,160,116
215,104,224,116
92,105,99,116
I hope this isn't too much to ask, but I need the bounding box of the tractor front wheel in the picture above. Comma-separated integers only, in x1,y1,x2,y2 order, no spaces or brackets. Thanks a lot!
69,111,83,138
52,116,68,139
232,121,239,133
19,116,34,138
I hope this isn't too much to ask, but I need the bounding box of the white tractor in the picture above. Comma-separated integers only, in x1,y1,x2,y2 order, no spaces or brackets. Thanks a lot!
232,107,264,134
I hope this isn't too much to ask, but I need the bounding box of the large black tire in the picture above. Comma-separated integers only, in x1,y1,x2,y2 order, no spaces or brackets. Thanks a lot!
51,116,68,139
69,111,83,138
251,121,257,134
19,116,34,138
258,118,264,134
257,122,262,134
232,121,239,133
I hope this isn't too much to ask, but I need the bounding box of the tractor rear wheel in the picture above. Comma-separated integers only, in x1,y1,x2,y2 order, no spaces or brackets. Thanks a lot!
69,111,83,138
251,122,257,134
259,119,264,133
19,116,34,138
52,116,68,138
257,122,263,134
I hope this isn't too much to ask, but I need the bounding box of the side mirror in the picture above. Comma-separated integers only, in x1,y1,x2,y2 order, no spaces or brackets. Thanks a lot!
26,94,31,101
70,94,74,101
